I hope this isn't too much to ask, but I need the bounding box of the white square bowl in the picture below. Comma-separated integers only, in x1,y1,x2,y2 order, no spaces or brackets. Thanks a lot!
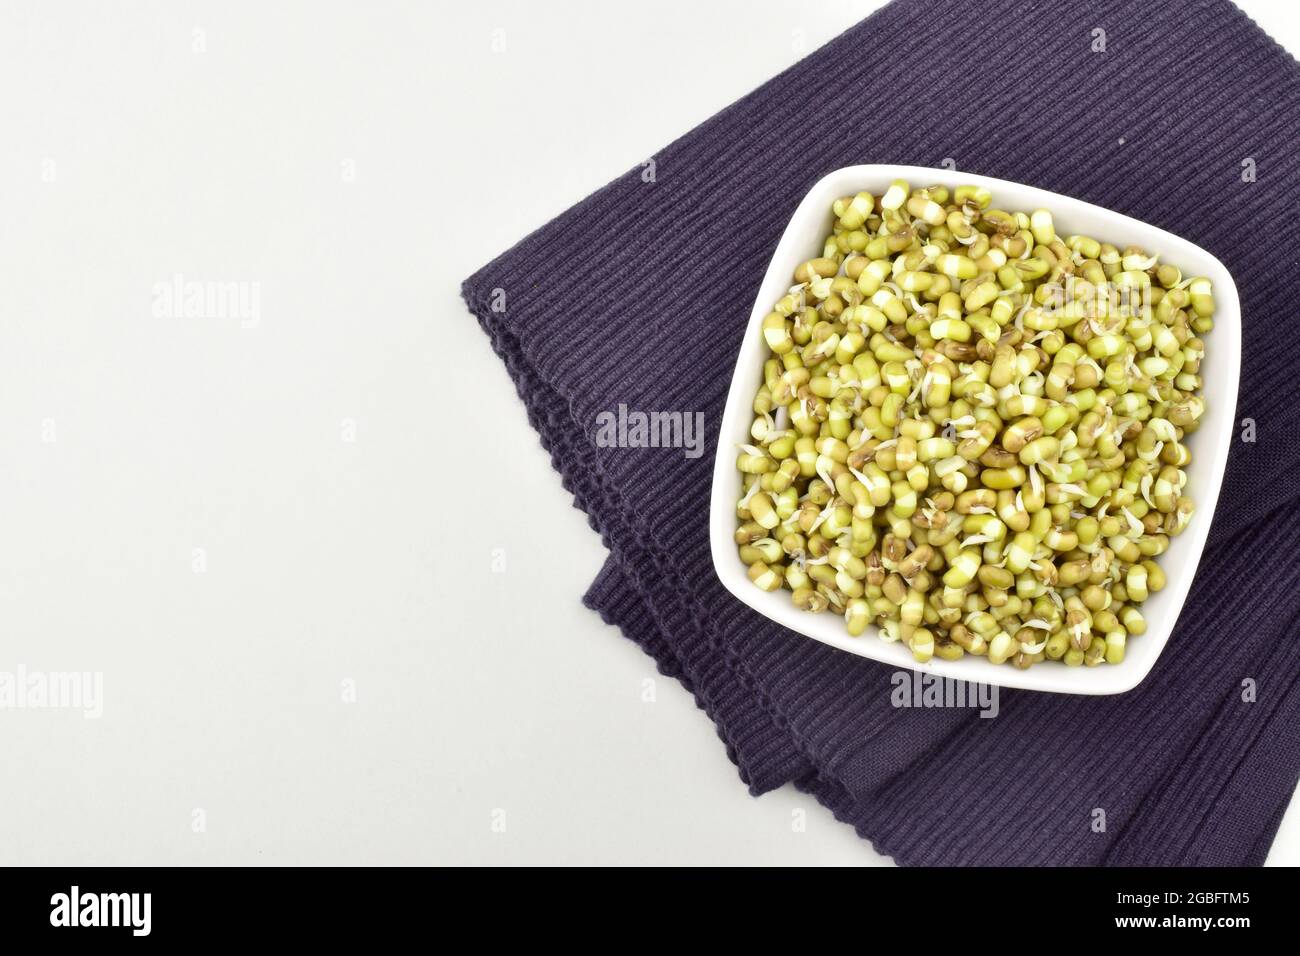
710,164,1240,695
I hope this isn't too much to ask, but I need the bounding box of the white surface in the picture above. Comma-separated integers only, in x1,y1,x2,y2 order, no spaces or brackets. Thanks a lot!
712,165,1240,695
0,0,1294,865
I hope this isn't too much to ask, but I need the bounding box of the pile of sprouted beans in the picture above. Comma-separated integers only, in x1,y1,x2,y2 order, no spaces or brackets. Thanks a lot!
735,180,1213,669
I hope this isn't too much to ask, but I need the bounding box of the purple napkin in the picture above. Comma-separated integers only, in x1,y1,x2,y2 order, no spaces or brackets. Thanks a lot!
462,0,1300,864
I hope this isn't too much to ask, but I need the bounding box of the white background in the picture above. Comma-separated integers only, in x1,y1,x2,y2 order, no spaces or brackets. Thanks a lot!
1,0,1295,865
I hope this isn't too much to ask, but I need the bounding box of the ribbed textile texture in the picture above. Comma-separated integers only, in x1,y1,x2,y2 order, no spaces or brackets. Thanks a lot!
462,0,1300,865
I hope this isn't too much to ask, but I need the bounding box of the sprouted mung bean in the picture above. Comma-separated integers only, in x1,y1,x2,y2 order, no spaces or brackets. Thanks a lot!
735,180,1212,669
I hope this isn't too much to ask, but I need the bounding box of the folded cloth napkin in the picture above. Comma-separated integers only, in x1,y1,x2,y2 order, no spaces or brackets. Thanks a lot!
462,0,1300,865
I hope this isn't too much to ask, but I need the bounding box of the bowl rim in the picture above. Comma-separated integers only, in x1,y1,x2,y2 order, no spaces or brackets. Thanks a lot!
709,163,1241,695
